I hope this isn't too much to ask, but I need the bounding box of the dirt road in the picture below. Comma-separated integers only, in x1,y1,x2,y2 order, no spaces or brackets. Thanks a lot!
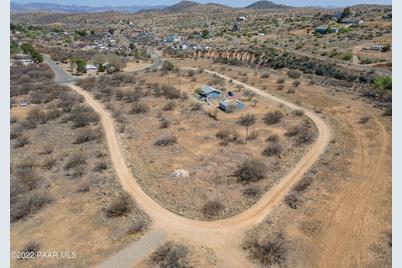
46,57,331,267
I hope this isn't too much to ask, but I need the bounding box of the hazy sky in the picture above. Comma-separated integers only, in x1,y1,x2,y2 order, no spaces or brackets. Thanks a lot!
13,0,392,7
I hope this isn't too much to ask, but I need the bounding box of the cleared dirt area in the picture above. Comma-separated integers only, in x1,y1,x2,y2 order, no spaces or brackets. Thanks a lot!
123,61,152,72
76,66,317,220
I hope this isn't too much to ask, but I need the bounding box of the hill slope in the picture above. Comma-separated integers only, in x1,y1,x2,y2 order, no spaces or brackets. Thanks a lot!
246,0,292,9
11,2,166,13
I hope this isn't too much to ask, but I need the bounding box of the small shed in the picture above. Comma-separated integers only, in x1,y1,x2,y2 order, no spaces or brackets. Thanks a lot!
85,64,98,71
199,85,222,99
315,25,339,34
219,99,245,113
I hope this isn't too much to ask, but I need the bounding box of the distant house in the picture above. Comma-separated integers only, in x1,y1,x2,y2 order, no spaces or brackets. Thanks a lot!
85,64,98,71
331,12,343,21
362,45,385,51
165,34,180,43
315,25,339,34
199,85,222,99
219,99,245,113
340,18,363,25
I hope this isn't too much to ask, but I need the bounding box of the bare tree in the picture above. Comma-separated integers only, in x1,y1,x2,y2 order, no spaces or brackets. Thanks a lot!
238,113,256,144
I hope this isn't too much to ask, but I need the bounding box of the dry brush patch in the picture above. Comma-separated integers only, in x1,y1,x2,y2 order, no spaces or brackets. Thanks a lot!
10,64,150,268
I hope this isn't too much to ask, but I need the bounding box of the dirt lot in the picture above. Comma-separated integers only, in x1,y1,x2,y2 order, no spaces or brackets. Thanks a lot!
10,64,151,268
123,61,152,72
81,66,317,220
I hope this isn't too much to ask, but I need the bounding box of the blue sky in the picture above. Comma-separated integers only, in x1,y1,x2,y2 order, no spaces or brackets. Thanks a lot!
12,0,392,7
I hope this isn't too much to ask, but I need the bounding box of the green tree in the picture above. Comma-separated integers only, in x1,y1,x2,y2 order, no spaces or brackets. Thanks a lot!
162,60,175,72
374,76,392,91
342,6,352,18
20,43,43,63
202,29,210,39
10,40,20,55
71,58,86,73
98,63,105,72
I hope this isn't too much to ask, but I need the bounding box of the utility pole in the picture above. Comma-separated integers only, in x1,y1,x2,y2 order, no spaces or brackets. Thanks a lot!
178,70,181,91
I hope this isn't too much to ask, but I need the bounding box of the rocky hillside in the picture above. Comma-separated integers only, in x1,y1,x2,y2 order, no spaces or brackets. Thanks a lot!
246,1,292,9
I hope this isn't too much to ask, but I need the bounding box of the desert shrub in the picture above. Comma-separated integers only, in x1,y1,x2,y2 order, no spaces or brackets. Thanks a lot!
287,70,301,79
20,241,41,256
151,242,190,268
277,78,286,84
263,111,283,125
14,136,30,148
261,73,270,78
126,220,146,234
21,118,37,129
202,200,224,218
262,143,282,157
286,87,295,94
207,109,219,120
243,89,256,100
11,190,52,222
292,80,301,87
154,135,177,146
266,134,279,143
159,117,170,129
242,186,261,198
105,194,132,218
76,77,96,91
359,116,370,124
208,75,225,87
161,60,175,71
291,110,304,116
187,70,195,77
73,128,101,144
41,158,56,170
284,192,298,209
277,85,284,91
247,131,258,141
130,102,149,114
163,101,177,111
57,91,84,113
93,161,108,172
161,85,181,99
235,159,267,183
69,105,99,128
26,107,48,124
10,126,22,140
285,123,314,145
39,145,53,155
64,154,86,170
245,232,288,266
295,130,313,145
112,110,127,124
190,102,202,111
216,128,239,145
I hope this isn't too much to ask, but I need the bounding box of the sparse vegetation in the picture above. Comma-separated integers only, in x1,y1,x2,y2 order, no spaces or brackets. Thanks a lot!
263,111,283,125
235,159,267,183
244,232,288,266
151,242,190,268
154,135,177,146
202,200,225,218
